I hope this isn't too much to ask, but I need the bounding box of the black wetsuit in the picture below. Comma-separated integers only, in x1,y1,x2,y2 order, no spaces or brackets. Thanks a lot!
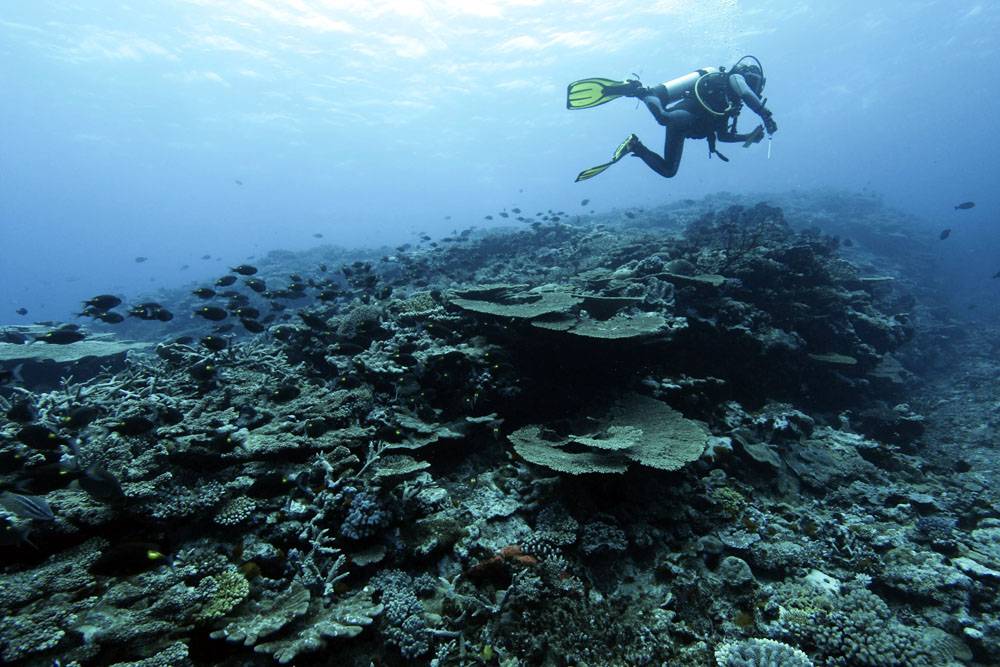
630,71,775,178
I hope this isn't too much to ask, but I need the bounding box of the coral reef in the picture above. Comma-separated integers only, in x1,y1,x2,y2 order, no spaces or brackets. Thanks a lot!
1,191,995,666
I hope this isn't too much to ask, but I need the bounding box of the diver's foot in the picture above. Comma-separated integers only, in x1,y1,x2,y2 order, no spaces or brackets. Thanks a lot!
622,78,645,97
613,133,639,161
605,79,645,98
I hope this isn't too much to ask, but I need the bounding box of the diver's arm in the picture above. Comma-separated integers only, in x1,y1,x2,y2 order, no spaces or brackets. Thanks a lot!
717,126,762,143
730,74,777,134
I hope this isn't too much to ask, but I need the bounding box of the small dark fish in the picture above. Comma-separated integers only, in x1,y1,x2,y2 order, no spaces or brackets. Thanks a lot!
6,399,37,423
992,270,1000,279
201,254,212,260
317,289,339,302
213,323,235,333
485,215,493,220
313,232,324,238
129,302,170,321
62,405,103,429
84,295,121,310
96,311,125,324
196,306,228,321
36,329,86,344
192,287,216,299
79,463,123,500
272,325,296,341
226,296,250,309
512,207,521,214
231,264,258,276
15,461,77,495
624,211,635,219
76,306,104,317
954,201,975,210
499,212,509,218
581,199,589,206
190,360,216,382
1,330,28,344
0,516,33,546
234,307,259,320
319,263,328,272
215,275,238,287
134,256,149,263
157,405,184,425
269,383,300,403
110,416,157,436
939,229,951,240
180,264,189,270
15,307,28,316
90,543,167,576
235,179,243,186
298,311,327,330
290,273,305,283
0,492,54,521
200,336,228,352
17,424,65,450
241,318,266,333
244,278,266,293
842,238,854,247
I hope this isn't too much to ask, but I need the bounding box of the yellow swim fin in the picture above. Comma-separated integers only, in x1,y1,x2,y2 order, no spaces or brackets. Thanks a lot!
575,161,616,182
575,134,638,182
566,77,628,110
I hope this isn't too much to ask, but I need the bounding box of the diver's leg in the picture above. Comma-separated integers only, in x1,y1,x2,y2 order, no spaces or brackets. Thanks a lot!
631,129,685,178
640,85,671,125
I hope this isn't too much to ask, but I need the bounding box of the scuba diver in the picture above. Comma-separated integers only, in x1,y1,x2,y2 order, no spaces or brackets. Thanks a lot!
567,56,778,182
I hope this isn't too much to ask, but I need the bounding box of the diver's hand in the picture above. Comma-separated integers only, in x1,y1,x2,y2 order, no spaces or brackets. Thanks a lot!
763,110,778,135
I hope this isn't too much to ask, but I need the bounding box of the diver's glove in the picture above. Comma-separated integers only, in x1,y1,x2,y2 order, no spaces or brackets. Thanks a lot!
762,109,778,135
743,125,765,147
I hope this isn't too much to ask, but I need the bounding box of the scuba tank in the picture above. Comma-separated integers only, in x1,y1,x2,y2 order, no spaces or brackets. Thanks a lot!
657,68,712,103
657,67,735,116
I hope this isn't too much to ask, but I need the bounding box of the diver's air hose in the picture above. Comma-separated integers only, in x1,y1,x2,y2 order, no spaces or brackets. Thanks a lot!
693,74,732,117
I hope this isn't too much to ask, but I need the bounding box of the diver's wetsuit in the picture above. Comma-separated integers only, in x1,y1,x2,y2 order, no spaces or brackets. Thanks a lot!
629,70,775,178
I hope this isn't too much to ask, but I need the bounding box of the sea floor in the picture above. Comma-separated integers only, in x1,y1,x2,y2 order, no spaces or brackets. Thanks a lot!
1,191,998,666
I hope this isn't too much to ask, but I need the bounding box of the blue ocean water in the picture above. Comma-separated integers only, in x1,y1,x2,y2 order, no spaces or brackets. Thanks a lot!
1,1,998,323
